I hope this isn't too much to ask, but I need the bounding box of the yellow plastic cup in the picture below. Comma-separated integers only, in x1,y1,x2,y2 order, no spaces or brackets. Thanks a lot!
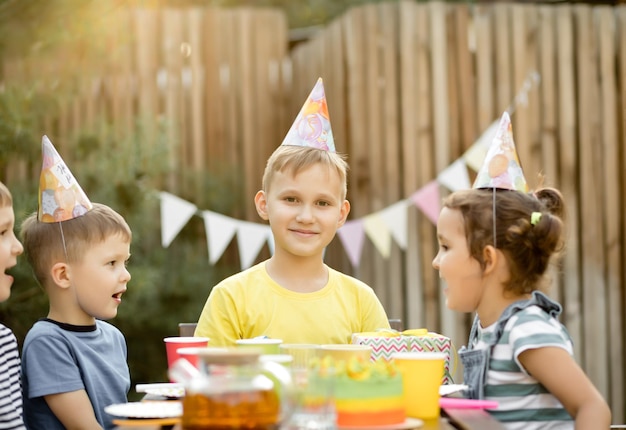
393,352,445,419
319,344,372,363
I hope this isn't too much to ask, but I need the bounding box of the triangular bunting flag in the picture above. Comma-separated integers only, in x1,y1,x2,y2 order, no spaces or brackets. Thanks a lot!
337,219,366,269
363,214,392,258
159,192,198,248
202,211,238,264
463,120,500,172
410,180,441,224
236,221,272,270
436,159,471,192
378,200,410,250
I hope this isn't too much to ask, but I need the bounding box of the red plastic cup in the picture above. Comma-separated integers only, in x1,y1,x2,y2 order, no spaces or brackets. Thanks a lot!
164,336,209,370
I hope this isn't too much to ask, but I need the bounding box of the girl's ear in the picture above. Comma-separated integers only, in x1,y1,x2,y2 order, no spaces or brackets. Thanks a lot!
50,262,71,289
482,245,499,276
254,190,269,221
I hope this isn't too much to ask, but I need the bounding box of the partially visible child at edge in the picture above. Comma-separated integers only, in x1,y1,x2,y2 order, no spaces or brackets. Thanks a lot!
20,137,132,430
194,78,390,345
0,182,26,430
432,113,610,429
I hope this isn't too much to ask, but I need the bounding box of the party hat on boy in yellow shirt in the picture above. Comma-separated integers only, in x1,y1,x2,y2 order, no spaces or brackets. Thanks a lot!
38,135,93,223
280,77,335,152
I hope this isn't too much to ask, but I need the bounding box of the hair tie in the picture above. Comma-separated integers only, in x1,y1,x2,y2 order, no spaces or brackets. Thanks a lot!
530,212,542,226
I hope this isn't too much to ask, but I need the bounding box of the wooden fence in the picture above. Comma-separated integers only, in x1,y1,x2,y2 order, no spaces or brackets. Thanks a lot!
2,0,625,421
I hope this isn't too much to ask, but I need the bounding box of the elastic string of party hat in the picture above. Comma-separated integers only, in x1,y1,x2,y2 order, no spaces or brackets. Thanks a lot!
58,222,69,261
492,189,497,249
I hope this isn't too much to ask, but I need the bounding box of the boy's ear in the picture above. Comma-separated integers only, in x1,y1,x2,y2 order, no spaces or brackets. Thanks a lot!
254,190,269,221
50,262,72,289
337,200,351,228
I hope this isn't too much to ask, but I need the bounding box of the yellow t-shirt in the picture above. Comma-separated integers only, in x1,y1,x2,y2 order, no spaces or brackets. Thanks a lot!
195,261,390,345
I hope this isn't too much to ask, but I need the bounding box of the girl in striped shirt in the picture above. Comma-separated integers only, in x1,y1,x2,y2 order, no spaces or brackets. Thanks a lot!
433,186,610,429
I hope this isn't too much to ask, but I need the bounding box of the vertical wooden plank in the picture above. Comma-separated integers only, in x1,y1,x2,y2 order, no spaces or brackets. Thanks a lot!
398,0,424,329
474,5,495,132
511,4,531,180
537,5,561,306
343,7,371,283
575,3,608,397
162,8,185,192
618,8,626,414
187,8,205,177
415,2,434,332
431,1,451,338
493,3,512,114
237,9,257,221
454,4,477,153
362,3,386,305
596,6,622,421
555,3,583,364
203,7,223,166
379,2,403,321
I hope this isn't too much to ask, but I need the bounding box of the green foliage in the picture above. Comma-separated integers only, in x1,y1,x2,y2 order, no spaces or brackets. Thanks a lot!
0,90,239,397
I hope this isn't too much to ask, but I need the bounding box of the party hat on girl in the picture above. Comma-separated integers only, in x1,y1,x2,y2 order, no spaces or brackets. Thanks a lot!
38,135,93,223
472,111,528,192
280,77,335,152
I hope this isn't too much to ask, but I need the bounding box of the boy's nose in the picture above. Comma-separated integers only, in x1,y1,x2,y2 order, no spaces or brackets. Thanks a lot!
296,205,314,222
432,254,440,270
12,237,24,256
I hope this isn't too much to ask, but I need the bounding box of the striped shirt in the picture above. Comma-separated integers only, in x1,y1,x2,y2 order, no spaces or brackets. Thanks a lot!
0,324,25,429
474,305,574,430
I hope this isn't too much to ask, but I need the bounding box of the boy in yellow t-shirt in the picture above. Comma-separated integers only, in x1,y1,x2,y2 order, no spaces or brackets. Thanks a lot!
195,78,389,345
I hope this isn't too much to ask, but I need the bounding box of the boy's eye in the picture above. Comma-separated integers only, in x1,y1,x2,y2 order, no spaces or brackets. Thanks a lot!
317,201,330,207
285,197,297,203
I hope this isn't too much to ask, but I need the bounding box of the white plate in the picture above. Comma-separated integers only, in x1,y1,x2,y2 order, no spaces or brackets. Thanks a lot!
338,417,423,430
439,384,468,397
104,401,182,418
144,386,185,398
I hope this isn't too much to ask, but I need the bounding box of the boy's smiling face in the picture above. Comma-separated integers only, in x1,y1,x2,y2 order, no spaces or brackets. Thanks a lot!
256,162,350,260
0,205,23,302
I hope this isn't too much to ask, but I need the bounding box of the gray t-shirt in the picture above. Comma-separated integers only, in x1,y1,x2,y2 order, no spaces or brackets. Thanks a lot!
21,319,130,430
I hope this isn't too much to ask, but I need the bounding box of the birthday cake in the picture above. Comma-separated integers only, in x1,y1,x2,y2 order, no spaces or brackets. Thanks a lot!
314,357,406,427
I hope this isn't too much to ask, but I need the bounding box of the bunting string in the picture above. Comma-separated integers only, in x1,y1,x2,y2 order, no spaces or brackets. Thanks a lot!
159,71,541,270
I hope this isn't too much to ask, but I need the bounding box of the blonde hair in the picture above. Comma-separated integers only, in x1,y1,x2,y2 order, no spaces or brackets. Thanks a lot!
442,187,565,295
21,203,132,287
0,182,13,207
262,146,349,199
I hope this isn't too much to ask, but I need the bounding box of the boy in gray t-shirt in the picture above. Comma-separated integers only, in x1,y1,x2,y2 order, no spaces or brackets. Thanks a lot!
20,137,132,430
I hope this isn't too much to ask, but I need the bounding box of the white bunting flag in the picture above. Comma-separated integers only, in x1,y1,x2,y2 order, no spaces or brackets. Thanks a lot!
159,192,198,248
202,210,238,264
437,159,471,192
236,221,272,270
378,200,410,250
463,119,500,172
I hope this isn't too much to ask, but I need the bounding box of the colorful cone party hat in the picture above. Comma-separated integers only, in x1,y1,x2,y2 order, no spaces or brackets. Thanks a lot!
280,77,335,152
472,112,529,192
38,135,93,223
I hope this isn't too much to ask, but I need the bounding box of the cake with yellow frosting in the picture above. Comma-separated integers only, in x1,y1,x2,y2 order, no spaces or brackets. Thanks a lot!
314,356,406,427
